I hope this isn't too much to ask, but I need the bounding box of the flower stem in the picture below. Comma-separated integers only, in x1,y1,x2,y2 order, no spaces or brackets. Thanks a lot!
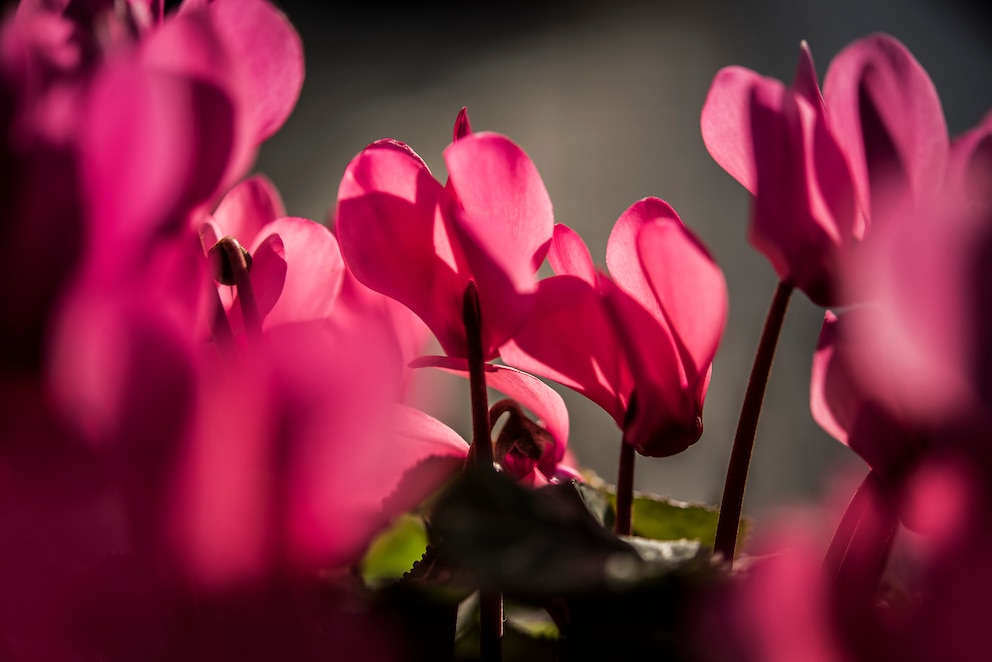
210,236,262,341
615,441,635,536
461,281,501,661
714,280,793,564
463,281,493,471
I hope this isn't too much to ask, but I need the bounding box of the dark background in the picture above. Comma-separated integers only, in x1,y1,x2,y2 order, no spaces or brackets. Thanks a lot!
256,0,992,520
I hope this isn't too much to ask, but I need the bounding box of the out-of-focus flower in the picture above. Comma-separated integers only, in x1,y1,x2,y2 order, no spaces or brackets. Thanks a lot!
335,110,554,360
701,35,947,306
501,197,727,457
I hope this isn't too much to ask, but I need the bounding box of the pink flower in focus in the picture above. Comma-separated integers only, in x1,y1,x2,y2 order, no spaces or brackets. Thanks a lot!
335,110,554,360
410,355,577,485
502,198,727,457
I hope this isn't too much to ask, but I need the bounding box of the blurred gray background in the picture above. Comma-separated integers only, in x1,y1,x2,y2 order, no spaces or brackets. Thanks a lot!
255,0,992,520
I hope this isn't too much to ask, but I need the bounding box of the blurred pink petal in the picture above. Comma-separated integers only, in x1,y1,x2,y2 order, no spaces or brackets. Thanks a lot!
823,34,948,221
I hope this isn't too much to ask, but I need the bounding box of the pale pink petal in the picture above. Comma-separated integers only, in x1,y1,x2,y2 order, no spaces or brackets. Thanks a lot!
255,217,344,328
823,34,948,221
212,174,286,245
637,210,728,387
548,223,597,285
499,275,630,427
700,65,770,195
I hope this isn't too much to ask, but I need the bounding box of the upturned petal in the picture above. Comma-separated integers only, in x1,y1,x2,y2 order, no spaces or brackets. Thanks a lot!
700,65,768,195
336,139,465,354
211,174,286,245
500,275,630,427
637,208,728,392
253,216,344,328
548,223,597,285
823,34,948,224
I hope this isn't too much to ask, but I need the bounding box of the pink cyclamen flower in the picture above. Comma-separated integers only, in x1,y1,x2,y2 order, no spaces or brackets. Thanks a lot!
410,355,576,484
701,35,947,306
502,198,727,457
335,110,554,360
198,175,345,333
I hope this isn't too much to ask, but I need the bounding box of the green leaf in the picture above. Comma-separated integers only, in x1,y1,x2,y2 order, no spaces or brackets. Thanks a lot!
359,513,428,586
579,474,748,551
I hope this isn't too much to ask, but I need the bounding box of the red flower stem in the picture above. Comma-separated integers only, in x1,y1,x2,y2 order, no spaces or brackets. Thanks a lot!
714,280,793,564
461,281,502,661
219,237,263,341
614,441,635,536
463,281,494,471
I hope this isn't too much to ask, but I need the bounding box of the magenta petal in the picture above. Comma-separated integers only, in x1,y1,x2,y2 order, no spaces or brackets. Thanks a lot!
444,131,554,280
748,83,856,304
548,223,597,285
453,106,472,141
600,278,690,457
606,197,679,325
791,40,824,109
810,311,851,446
500,275,630,427
637,212,727,386
212,174,286,245
245,232,286,321
255,217,344,328
82,62,235,245
700,65,770,195
377,405,468,518
202,0,304,143
410,356,571,465
336,140,466,354
823,34,948,219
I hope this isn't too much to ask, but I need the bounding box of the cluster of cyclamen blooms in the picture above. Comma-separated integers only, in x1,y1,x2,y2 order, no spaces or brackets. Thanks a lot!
3,0,992,657
699,35,992,661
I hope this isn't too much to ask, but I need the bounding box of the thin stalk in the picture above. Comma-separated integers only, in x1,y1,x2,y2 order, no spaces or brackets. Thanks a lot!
614,441,635,536
714,280,793,564
210,236,263,341
461,282,501,662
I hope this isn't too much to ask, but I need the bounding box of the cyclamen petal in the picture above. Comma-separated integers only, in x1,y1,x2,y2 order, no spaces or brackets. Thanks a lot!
637,215,728,390
549,223,597,285
211,174,286,247
823,33,948,221
337,124,553,360
254,216,344,328
410,355,571,466
500,275,630,427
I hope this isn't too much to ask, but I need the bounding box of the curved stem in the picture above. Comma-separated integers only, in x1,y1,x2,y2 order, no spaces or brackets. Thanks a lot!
714,280,793,564
614,441,635,536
